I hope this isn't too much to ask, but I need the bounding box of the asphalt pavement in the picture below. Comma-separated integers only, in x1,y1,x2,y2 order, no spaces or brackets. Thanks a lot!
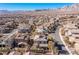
50,27,69,54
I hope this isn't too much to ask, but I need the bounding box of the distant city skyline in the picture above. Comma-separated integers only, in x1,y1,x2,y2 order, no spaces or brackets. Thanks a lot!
0,3,73,11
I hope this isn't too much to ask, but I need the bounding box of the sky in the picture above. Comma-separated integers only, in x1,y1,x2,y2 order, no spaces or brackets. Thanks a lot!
0,3,73,11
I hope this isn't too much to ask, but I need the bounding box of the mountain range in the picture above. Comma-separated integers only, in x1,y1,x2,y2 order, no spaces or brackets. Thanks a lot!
0,4,79,14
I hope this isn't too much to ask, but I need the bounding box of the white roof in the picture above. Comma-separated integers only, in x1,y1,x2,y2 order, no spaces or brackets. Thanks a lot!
36,28,44,33
0,41,6,45
18,42,27,45
64,23,76,29
35,38,47,41
39,44,48,47
69,37,75,42
34,35,39,40
74,43,79,51
67,29,79,35
71,29,79,33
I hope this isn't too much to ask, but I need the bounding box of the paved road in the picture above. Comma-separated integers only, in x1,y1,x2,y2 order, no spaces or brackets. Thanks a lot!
4,24,24,41
51,27,69,54
37,19,69,54
4,29,18,41
51,27,63,45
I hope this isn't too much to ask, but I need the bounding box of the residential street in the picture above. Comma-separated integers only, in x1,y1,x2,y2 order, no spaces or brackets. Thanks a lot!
51,27,69,54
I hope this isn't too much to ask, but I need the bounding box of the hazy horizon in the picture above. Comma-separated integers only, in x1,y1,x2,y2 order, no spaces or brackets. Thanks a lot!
0,3,73,11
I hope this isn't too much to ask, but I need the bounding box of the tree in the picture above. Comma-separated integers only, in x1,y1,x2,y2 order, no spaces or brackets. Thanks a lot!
27,38,34,51
61,28,65,36
27,38,34,47
30,24,36,32
11,39,18,48
47,35,54,42
64,36,70,45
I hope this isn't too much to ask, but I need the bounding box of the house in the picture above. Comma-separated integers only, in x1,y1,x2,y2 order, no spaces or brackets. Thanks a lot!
14,33,27,43
34,37,48,50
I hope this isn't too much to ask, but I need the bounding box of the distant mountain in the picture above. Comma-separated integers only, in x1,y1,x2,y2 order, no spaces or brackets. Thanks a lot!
60,4,79,11
0,4,79,15
0,10,10,14
0,10,31,14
